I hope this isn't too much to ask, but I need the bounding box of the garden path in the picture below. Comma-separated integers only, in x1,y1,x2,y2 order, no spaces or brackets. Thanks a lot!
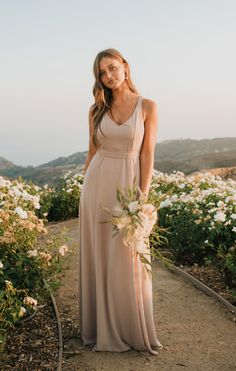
50,218,236,371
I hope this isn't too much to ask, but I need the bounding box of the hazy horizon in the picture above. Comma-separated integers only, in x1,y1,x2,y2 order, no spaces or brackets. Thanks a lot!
1,1,236,166
2,135,236,168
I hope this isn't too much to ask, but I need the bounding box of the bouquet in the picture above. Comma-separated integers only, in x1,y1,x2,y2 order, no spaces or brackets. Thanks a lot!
101,178,169,275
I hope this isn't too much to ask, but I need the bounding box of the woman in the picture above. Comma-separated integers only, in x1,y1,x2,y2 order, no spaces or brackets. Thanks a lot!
78,48,163,355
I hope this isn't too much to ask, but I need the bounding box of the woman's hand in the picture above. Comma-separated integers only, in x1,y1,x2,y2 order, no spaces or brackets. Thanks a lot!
138,189,149,202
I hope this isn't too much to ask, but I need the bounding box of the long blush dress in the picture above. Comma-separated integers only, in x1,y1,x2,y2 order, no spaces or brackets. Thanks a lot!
78,95,163,355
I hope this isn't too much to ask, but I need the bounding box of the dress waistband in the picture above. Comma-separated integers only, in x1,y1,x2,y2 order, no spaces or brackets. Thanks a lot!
97,149,139,159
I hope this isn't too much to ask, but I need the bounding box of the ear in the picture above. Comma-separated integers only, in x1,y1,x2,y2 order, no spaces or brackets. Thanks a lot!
123,62,128,74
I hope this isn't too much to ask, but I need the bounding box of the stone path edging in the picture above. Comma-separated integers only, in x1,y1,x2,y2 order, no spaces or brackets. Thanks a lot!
43,278,63,371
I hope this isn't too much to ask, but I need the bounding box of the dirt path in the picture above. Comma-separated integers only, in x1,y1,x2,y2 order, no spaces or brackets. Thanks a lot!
50,219,236,371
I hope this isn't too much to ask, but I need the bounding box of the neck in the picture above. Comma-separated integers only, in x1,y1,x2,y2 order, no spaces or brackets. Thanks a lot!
111,84,133,103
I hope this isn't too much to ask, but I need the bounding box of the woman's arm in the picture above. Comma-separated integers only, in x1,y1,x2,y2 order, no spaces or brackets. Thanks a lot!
84,106,97,175
139,99,158,197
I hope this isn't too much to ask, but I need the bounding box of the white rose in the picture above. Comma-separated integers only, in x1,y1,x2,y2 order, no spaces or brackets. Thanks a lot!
128,201,140,213
112,204,123,217
116,215,131,230
214,211,226,223
14,206,28,219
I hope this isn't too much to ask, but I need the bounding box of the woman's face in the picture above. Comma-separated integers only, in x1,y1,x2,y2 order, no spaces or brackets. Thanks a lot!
99,56,127,89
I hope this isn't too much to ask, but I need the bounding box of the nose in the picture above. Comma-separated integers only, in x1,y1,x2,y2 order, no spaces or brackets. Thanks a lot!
105,71,112,78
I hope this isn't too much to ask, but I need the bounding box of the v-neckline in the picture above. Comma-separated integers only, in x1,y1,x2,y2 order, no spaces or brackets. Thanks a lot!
106,95,141,127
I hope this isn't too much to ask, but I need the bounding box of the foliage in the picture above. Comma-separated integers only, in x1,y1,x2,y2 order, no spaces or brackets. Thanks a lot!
150,170,236,287
0,176,69,345
46,171,83,221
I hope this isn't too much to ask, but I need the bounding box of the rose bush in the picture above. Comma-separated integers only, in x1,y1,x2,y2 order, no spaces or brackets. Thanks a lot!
150,170,236,288
0,176,69,346
46,170,84,221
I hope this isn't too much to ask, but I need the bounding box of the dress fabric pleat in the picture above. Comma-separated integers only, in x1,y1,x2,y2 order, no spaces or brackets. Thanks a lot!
78,95,163,355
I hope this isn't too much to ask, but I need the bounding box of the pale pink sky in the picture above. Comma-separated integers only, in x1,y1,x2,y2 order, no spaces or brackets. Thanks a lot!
0,0,235,166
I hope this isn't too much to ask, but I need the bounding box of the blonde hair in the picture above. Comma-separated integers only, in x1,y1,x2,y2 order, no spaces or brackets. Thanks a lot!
91,48,139,147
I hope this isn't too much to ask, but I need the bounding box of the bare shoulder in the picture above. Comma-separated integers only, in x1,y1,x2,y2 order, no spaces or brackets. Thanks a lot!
141,98,158,122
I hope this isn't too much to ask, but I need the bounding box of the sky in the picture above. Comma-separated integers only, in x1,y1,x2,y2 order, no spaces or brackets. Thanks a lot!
0,0,235,167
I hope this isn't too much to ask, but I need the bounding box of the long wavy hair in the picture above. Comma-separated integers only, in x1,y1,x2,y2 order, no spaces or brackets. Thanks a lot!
91,48,139,148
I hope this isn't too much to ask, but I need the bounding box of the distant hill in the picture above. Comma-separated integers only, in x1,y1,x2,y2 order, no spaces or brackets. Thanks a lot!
154,138,236,174
154,137,236,161
0,156,16,170
36,151,87,169
1,137,236,186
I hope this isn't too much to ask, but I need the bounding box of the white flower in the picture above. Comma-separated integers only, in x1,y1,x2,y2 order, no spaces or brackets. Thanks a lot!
230,213,236,220
19,306,27,318
59,244,69,256
112,204,123,217
214,211,226,222
208,208,217,214
0,260,3,268
14,206,28,219
23,296,37,307
128,201,139,212
135,240,150,255
12,187,22,197
217,200,225,207
0,177,11,187
33,201,40,209
28,249,38,257
159,199,172,208
232,226,236,233
116,215,131,230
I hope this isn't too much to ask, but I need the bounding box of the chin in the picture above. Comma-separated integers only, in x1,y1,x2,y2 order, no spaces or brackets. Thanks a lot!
111,80,123,89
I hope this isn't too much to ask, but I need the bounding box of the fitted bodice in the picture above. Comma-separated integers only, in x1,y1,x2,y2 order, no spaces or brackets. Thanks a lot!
96,95,145,158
